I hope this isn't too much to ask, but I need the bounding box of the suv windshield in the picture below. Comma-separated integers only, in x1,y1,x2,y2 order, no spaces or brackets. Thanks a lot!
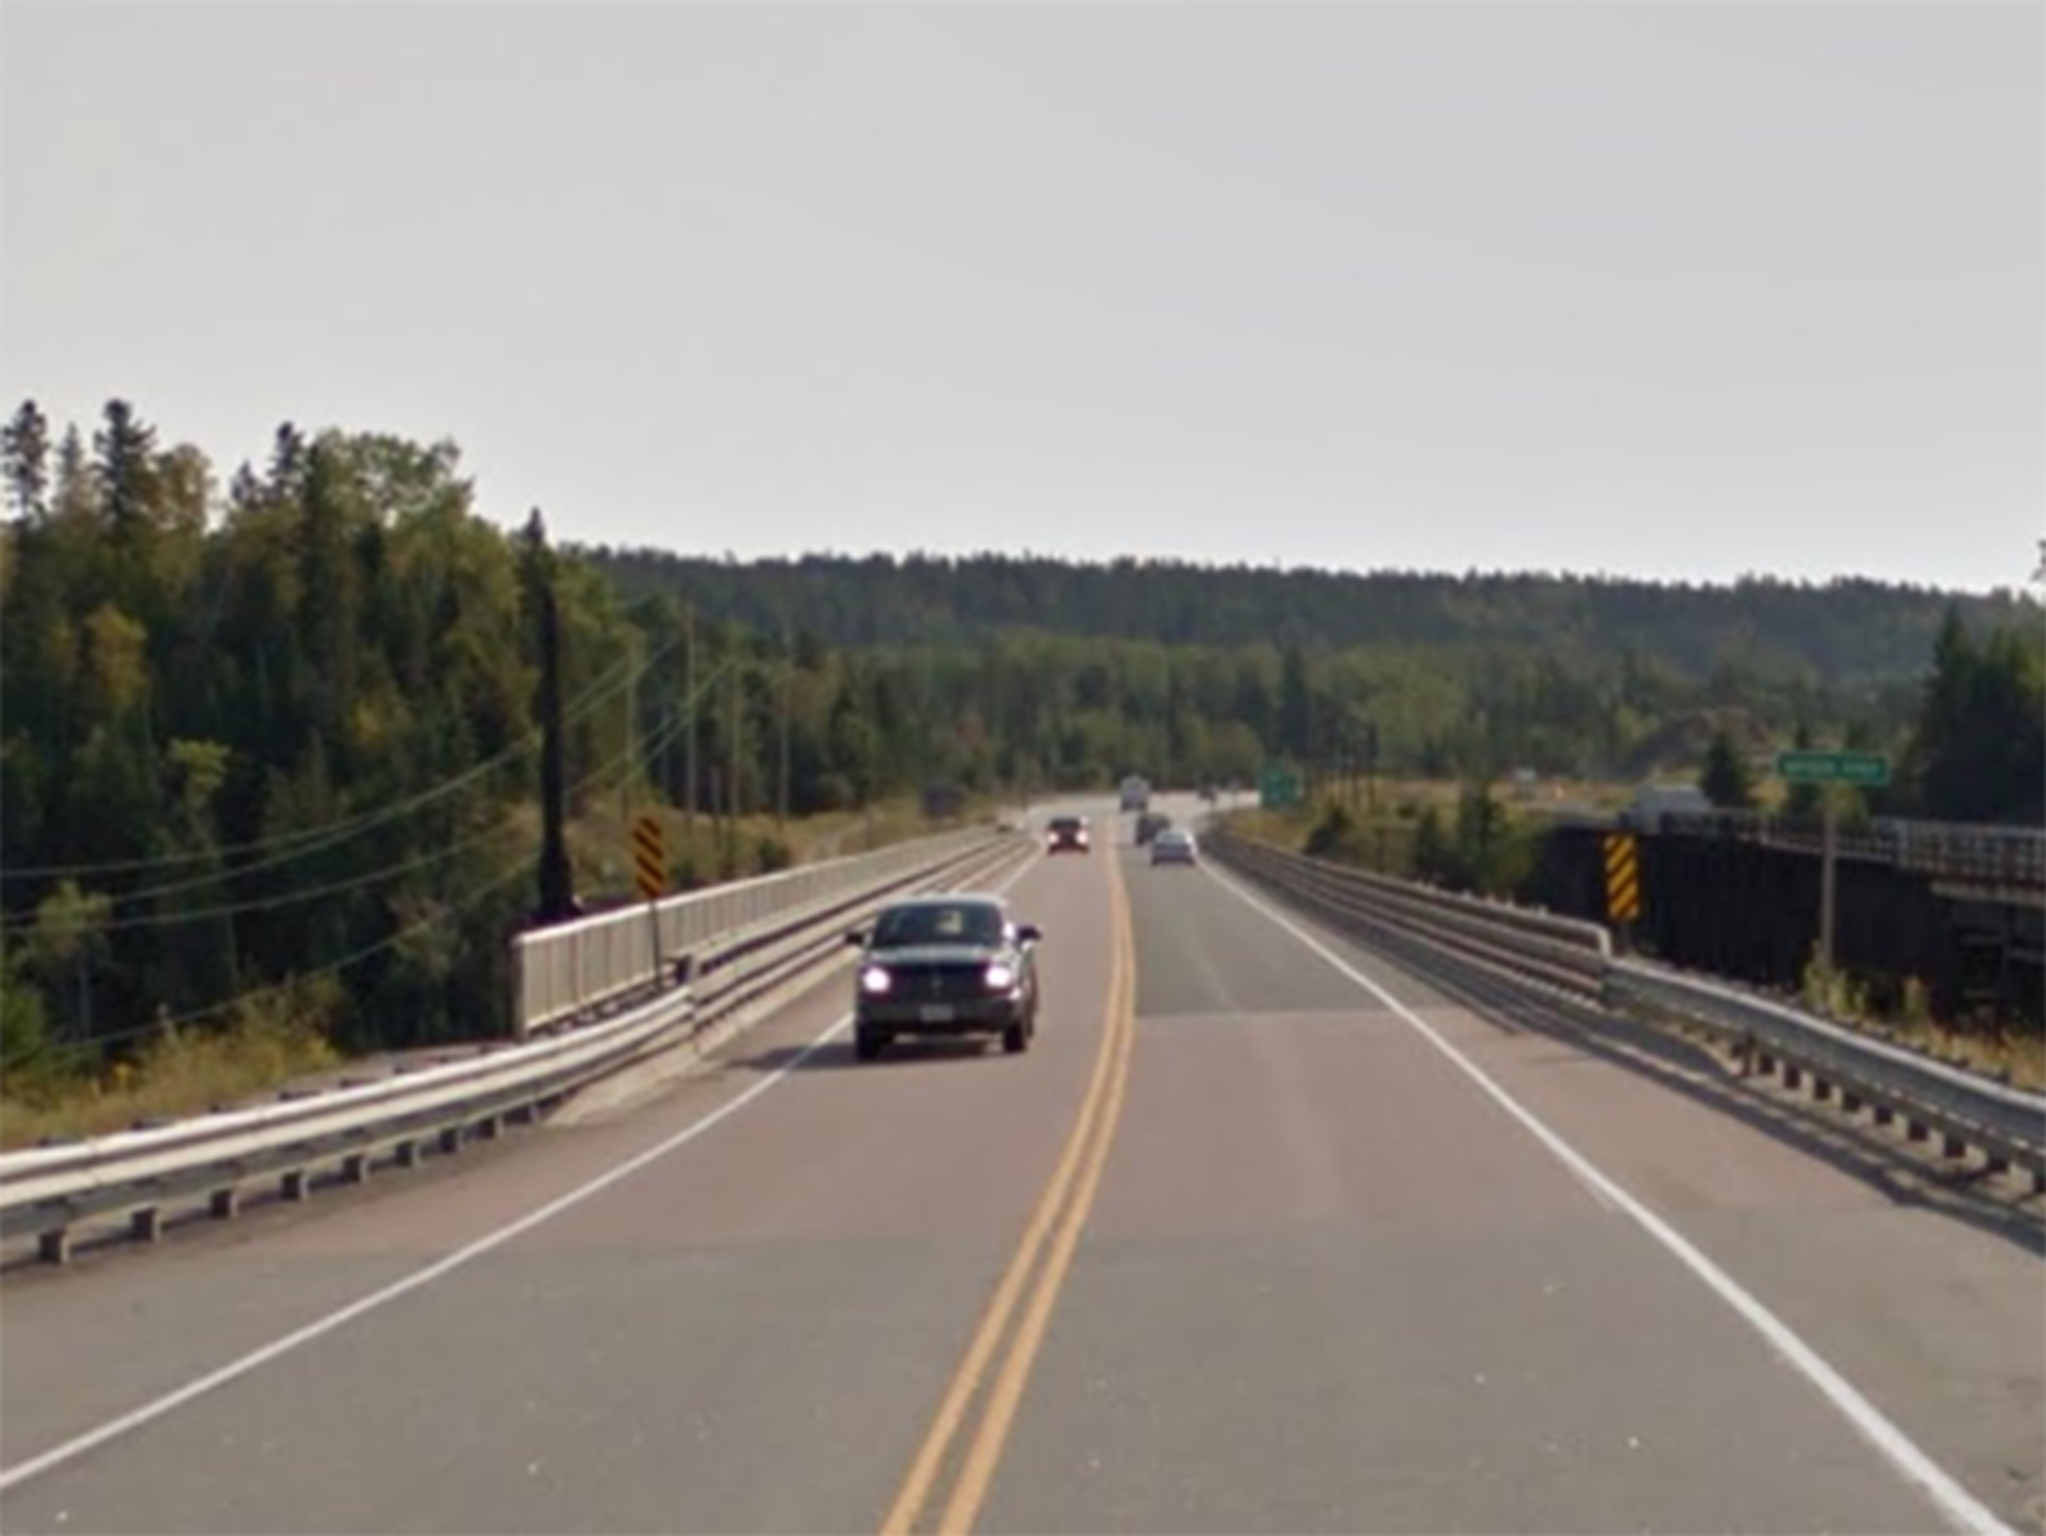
872,903,1003,949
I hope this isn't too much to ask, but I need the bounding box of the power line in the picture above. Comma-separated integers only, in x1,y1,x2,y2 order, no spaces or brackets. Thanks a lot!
2,850,543,1072
1,658,736,938
2,627,681,887
0,657,743,1073
0,821,523,937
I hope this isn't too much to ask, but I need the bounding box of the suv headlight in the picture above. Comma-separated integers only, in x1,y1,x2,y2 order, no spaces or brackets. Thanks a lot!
859,966,892,995
984,962,1017,991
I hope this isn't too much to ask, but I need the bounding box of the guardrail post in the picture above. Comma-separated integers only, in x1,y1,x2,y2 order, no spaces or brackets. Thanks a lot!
130,1207,163,1243
37,1228,70,1265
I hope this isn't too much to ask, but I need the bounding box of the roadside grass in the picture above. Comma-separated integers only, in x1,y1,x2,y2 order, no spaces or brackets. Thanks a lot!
1,993,341,1150
1218,787,1442,878
1829,999,2046,1093
1870,1019,2046,1093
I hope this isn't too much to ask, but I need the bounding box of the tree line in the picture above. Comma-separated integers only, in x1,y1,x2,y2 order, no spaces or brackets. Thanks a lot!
3,401,2037,1092
584,546,2033,691
583,544,2040,818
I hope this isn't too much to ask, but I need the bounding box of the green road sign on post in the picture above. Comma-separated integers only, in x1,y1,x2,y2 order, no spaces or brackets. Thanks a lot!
1259,764,1302,808
1776,750,1890,787
1774,749,1889,977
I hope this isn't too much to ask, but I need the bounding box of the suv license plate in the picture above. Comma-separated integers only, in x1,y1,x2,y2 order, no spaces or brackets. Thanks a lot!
919,1004,955,1024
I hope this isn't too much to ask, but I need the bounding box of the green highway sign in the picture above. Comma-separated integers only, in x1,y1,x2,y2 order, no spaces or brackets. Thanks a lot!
1259,764,1303,808
1776,750,1890,787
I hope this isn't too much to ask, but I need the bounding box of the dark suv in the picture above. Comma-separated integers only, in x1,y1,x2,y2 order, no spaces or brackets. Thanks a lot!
1045,814,1090,854
845,894,1043,1060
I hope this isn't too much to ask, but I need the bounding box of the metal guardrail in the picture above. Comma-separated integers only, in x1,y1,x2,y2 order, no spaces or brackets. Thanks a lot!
1607,963,2046,1188
1204,827,1611,999
1205,827,2046,1194
0,825,1033,1264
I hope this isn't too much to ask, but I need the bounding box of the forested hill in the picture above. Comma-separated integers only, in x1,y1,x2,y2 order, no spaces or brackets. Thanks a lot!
577,547,2030,687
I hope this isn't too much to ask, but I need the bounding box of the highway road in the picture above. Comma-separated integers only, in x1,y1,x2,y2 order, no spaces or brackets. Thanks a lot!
2,797,2041,1534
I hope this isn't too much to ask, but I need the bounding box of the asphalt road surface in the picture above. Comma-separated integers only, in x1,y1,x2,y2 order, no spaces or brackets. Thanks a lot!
3,798,2040,1534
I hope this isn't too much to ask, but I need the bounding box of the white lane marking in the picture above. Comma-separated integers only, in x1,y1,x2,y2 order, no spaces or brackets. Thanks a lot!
1,857,1037,1496
0,1012,850,1496
1211,865,2017,1536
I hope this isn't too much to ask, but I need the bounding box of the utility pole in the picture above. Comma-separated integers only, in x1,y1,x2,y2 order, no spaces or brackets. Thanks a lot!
622,643,638,826
684,608,698,839
919,644,934,804
658,700,673,807
1819,784,1839,976
778,621,792,829
727,648,743,869
1365,718,1380,815
524,510,575,923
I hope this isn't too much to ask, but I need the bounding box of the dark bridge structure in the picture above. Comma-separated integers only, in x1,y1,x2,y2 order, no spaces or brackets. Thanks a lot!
1529,812,2045,1030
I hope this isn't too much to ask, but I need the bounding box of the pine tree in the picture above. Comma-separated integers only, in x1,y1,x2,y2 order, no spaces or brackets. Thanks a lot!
1279,643,1313,763
2,399,50,520
92,399,158,532
268,422,307,501
52,426,93,521
1699,726,1755,809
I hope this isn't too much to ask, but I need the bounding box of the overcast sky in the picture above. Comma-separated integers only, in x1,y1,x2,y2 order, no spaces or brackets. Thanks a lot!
3,1,2040,594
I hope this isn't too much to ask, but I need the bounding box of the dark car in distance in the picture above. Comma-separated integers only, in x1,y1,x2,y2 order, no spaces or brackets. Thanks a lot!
1045,814,1090,854
845,894,1043,1060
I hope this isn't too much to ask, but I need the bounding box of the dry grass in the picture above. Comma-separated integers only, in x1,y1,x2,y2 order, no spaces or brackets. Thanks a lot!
1220,803,1318,851
1,1008,341,1150
1847,1017,2046,1093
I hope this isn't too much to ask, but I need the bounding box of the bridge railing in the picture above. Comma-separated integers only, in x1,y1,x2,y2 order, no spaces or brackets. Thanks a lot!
0,824,1033,1264
1613,810,2046,890
511,825,1009,1036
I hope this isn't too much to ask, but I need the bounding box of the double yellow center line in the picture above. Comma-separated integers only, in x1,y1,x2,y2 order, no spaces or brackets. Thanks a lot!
879,853,1139,1536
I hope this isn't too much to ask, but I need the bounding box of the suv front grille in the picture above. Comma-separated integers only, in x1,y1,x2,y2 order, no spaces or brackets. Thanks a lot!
886,964,990,1001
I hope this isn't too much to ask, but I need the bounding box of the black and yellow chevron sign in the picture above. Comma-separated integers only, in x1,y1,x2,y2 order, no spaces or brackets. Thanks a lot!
1603,831,1641,924
633,813,666,901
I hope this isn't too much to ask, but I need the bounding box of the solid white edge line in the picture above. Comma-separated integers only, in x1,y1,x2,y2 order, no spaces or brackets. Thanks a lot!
0,856,1036,1498
1209,862,2018,1536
